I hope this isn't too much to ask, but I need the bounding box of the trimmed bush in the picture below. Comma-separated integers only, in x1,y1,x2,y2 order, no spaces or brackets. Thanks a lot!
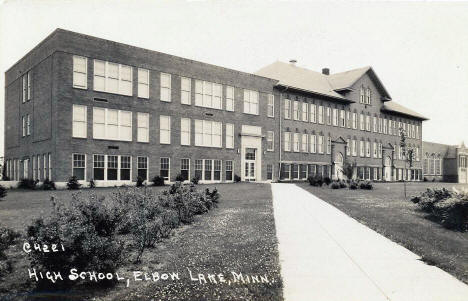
152,176,165,186
308,175,323,187
19,179,39,190
136,176,145,187
323,177,332,186
175,173,185,182
330,182,340,189
191,176,200,185
349,182,358,190
339,180,347,188
359,181,373,190
66,176,82,190
89,179,96,188
41,178,56,190
0,184,7,200
234,174,241,182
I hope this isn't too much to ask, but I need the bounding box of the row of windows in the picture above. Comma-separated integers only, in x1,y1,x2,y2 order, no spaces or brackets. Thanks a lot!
359,86,372,105
283,100,420,139
281,164,331,180
72,154,234,182
423,156,442,175
4,154,52,181
72,56,274,116
22,71,32,102
460,156,467,168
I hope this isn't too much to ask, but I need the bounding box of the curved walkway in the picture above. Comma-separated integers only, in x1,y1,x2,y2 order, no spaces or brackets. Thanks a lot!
271,183,468,301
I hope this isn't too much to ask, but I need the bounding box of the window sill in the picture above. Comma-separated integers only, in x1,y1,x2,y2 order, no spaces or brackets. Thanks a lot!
73,86,88,90
93,89,133,98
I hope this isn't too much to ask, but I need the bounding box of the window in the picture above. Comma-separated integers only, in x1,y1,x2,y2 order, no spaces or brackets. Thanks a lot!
25,115,31,136
383,118,388,134
93,60,132,96
226,123,234,149
43,154,47,180
340,110,345,127
388,120,393,135
310,104,316,123
360,141,365,157
268,94,275,117
352,140,357,156
226,86,234,111
22,74,27,102
284,132,291,151
292,164,299,179
379,118,383,133
214,160,222,181
93,108,132,141
181,158,190,181
243,89,259,115
318,105,324,124
284,99,291,119
327,136,331,154
412,125,416,138
160,73,171,102
107,155,118,180
32,156,36,181
318,135,324,154
137,113,149,142
326,107,332,125
160,115,171,144
366,141,371,157
281,164,291,180
73,105,87,138
346,139,351,156
379,143,383,158
137,68,149,98
120,156,131,180
194,120,222,148
73,56,87,89
27,72,31,100
23,158,29,179
352,112,357,129
194,81,221,110
302,134,308,153
267,131,274,151
308,164,316,177
181,77,191,105
137,157,148,181
72,154,86,180
226,160,233,181
204,160,212,181
332,108,338,126
435,156,441,175
373,117,377,132
22,116,26,137
300,164,307,179
360,114,365,130
180,118,191,146
415,125,420,139
195,159,203,180
360,86,365,103
160,158,170,180
293,133,300,152
93,154,105,180
346,111,351,128
302,102,308,121
293,101,299,120
366,88,371,104
267,164,273,180
310,135,317,153
365,115,370,131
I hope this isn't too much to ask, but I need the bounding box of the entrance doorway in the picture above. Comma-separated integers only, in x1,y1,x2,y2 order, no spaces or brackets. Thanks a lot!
244,148,256,181
334,152,344,180
384,156,392,181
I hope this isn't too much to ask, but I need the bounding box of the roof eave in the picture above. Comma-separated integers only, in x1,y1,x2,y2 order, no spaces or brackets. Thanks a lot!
380,108,429,121
275,83,355,104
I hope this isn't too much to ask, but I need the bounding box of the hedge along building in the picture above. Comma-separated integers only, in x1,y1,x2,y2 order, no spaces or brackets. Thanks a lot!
422,141,468,183
4,29,427,186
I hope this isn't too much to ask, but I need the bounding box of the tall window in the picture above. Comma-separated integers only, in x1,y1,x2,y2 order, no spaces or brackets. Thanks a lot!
195,159,203,180
383,118,388,134
93,154,105,180
284,132,291,151
214,160,222,181
373,142,378,158
373,117,377,132
226,86,234,111
181,158,190,181
340,110,345,127
352,140,357,156
93,108,132,141
267,164,273,180
267,131,274,151
360,141,365,157
160,158,170,180
346,111,351,128
365,88,371,104
293,101,299,120
310,135,317,153
243,89,259,115
73,56,87,89
268,94,275,117
160,115,171,144
26,115,31,136
137,68,149,98
352,112,357,129
346,139,351,156
120,156,131,180
195,80,222,109
94,60,132,96
194,120,222,148
365,115,370,131
366,141,371,157
226,123,234,148
310,104,316,123
302,103,308,121
318,105,324,124
388,119,393,135
204,160,212,181
293,133,300,152
160,73,171,102
326,136,331,154
107,155,118,180
181,77,191,105
181,118,191,146
360,114,365,130
22,116,26,137
72,105,87,138
137,113,149,143
326,107,332,125
284,99,291,119
226,161,233,181
360,86,365,103
301,134,308,152
318,135,324,154
137,157,148,181
332,108,338,126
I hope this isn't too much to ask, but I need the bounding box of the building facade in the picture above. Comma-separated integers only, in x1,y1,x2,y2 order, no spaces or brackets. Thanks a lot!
422,141,468,183
4,29,428,186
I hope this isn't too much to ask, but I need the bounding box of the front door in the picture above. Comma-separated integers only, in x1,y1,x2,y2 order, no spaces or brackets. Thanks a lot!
244,148,256,181
384,156,392,181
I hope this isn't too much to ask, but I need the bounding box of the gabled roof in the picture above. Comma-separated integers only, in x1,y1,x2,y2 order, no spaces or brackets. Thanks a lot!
254,61,347,101
381,101,429,121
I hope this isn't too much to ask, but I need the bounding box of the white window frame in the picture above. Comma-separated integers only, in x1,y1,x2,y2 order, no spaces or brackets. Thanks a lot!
284,99,291,119
318,105,324,124
160,157,170,181
332,108,338,126
72,104,87,138
340,110,345,127
137,112,149,143
226,123,234,149
293,133,300,152
310,134,317,153
243,89,259,115
181,77,191,105
181,118,191,146
93,108,132,141
72,153,87,181
302,102,308,122
73,56,87,89
267,131,274,151
194,119,222,148
160,72,171,102
310,104,317,123
293,101,299,120
93,60,132,96
138,68,149,99
226,86,234,111
318,135,324,154
352,112,357,129
267,94,275,118
159,115,171,144
284,132,291,152
301,134,308,153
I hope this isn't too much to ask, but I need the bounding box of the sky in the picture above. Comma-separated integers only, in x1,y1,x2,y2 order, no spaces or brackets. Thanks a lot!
1,0,467,157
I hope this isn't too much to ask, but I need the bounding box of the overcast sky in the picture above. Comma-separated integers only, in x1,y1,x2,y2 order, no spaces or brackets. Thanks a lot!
1,0,467,157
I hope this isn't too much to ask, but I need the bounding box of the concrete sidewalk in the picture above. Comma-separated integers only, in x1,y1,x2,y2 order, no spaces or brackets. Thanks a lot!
271,183,468,301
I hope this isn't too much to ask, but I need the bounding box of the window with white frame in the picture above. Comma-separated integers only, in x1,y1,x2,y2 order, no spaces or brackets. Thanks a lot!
310,104,316,123
226,123,234,149
73,56,87,89
326,107,332,125
181,77,191,105
32,156,36,181
332,108,338,126
388,119,393,135
160,73,171,102
23,158,29,179
120,156,131,180
302,102,308,121
360,141,365,157
194,80,222,109
373,117,377,132
137,113,149,142
243,89,259,115
204,160,212,181
160,157,170,180
93,154,105,180
416,125,420,139
194,119,222,148
214,160,222,181
226,160,233,181
366,88,371,104
373,142,378,158
318,135,324,154
346,139,351,156
318,105,324,124
293,133,300,152
93,108,132,141
137,157,148,181
293,101,299,120
27,115,31,136
226,86,234,111
360,114,365,130
107,155,118,180
352,112,357,129
22,116,26,137
327,136,331,154
93,60,132,96
267,94,274,117
22,73,31,102
267,131,274,151
346,111,351,128
181,118,191,146
302,134,308,152
43,154,47,180
49,153,53,180
366,115,370,131
137,68,149,99
73,105,87,138
267,164,273,180
340,110,345,127
160,115,171,144
360,86,365,103
195,159,203,180
284,132,291,151
284,99,291,119
310,134,317,153
383,118,388,134
379,143,383,158
352,140,357,156
181,158,190,181
412,124,416,138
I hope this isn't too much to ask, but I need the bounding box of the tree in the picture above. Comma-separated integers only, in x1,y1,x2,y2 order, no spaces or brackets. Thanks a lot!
343,160,357,181
399,127,414,199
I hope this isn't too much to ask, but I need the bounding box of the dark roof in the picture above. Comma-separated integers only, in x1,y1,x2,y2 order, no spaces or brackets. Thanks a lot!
381,101,429,121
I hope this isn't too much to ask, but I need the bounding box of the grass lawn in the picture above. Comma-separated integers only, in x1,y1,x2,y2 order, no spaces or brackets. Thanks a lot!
0,183,283,301
297,181,468,285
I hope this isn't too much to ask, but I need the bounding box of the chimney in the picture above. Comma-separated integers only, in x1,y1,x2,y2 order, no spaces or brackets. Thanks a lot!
322,68,330,75
289,59,297,65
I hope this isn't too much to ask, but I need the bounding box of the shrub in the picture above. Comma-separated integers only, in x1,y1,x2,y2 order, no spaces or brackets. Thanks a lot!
2,175,10,181
206,188,220,204
66,176,82,190
19,178,39,190
89,179,96,188
359,181,373,190
349,181,358,190
152,176,165,186
0,184,7,200
339,180,347,188
136,176,145,187
308,175,323,187
0,227,20,276
234,174,241,183
26,194,124,288
175,173,185,182
41,178,56,190
330,182,340,189
423,177,428,182
191,176,200,185
323,177,332,186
